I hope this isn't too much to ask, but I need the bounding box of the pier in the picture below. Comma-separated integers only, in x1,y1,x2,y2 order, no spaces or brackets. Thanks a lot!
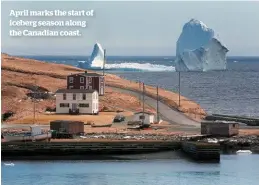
1,140,181,158
2,139,221,162
181,141,220,162
206,114,259,126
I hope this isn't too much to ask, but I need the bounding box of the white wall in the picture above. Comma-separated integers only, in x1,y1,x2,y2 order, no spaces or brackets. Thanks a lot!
56,91,99,114
133,113,154,124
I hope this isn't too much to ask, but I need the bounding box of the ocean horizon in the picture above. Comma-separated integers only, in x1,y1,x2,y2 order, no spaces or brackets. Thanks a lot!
9,55,259,118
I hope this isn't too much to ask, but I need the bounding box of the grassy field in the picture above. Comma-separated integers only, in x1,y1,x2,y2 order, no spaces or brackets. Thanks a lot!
8,111,134,125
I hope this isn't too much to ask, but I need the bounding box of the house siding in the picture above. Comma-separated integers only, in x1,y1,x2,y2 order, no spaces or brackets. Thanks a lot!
67,74,104,95
133,113,155,125
56,91,99,114
201,121,239,136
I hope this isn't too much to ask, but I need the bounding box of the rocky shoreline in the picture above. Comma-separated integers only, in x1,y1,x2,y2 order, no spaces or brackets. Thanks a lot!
2,127,259,152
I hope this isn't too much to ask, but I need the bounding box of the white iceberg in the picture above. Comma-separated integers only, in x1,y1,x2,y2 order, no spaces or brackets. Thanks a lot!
77,42,105,69
175,19,229,72
89,42,105,68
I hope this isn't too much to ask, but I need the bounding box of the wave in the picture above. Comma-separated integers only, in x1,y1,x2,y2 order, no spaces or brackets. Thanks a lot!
90,62,174,72
105,62,175,71
82,59,175,72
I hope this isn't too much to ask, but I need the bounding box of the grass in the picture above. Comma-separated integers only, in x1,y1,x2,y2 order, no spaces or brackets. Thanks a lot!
8,112,133,125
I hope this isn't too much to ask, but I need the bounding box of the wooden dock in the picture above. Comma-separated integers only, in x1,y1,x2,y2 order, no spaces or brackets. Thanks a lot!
206,114,259,126
2,140,181,158
181,141,220,162
2,139,222,162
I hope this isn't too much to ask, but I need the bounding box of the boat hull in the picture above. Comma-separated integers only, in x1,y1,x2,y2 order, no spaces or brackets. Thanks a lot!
3,133,52,142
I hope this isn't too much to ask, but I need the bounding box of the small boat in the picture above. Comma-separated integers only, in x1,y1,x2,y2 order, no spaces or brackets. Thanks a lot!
91,123,112,128
2,126,52,142
4,163,15,166
236,150,252,154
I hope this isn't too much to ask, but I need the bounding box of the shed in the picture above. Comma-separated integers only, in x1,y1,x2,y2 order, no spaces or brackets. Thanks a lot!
201,121,239,137
133,111,155,125
50,120,84,135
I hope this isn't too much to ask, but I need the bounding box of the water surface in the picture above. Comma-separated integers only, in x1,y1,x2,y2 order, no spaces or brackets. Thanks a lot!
2,154,259,185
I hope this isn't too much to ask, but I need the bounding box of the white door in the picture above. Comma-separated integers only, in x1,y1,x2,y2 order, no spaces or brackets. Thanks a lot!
101,87,104,95
72,103,77,110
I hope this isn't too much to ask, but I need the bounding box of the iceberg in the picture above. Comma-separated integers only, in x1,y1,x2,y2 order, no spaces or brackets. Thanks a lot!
77,42,105,69
89,42,105,68
175,19,229,72
77,42,175,71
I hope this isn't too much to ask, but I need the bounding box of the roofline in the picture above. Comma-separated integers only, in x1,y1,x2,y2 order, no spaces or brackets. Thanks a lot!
67,73,103,77
55,89,98,93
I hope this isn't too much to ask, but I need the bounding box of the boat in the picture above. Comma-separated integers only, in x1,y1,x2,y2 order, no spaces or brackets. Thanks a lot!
2,125,52,142
91,123,112,128
4,163,15,166
236,150,252,154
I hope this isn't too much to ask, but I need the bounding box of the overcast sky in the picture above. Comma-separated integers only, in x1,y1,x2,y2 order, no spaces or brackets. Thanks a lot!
1,1,259,56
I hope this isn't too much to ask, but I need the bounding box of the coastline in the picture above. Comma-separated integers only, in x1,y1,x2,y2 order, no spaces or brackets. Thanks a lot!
2,136,259,161
1,53,205,124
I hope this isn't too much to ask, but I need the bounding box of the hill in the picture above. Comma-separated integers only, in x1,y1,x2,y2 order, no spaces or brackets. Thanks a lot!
1,53,206,123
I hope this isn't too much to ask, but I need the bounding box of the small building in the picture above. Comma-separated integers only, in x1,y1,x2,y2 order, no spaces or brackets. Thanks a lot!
67,71,105,95
201,121,239,137
50,120,84,135
55,89,99,115
133,111,155,125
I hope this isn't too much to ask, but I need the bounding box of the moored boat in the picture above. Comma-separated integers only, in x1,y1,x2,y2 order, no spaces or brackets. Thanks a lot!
236,150,252,154
2,125,52,142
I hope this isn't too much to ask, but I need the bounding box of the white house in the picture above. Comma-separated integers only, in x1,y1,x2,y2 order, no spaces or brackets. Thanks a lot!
133,111,155,125
55,89,99,115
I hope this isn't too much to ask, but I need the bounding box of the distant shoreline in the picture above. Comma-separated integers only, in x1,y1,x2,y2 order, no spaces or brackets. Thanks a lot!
2,53,206,124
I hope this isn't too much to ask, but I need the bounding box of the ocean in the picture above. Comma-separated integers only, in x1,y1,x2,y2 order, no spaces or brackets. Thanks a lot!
22,55,259,118
3,56,259,184
2,153,259,185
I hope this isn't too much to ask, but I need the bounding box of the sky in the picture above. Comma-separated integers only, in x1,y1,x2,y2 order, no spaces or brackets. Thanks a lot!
1,1,259,56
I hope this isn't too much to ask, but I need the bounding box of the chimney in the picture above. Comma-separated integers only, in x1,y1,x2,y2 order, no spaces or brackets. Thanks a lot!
85,71,87,74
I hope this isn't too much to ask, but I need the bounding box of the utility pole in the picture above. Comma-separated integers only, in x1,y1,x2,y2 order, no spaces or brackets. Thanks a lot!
33,80,38,125
178,71,181,108
142,83,145,125
103,49,106,76
33,94,36,124
156,86,159,123
139,81,141,106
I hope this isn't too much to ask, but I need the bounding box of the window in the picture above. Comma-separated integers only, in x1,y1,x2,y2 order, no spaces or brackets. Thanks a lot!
82,93,86,100
89,86,92,90
80,86,84,89
139,115,145,119
79,103,89,107
60,103,69,107
63,93,66,100
73,93,76,100
80,77,84,83
69,86,73,89
89,77,92,83
69,77,73,83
